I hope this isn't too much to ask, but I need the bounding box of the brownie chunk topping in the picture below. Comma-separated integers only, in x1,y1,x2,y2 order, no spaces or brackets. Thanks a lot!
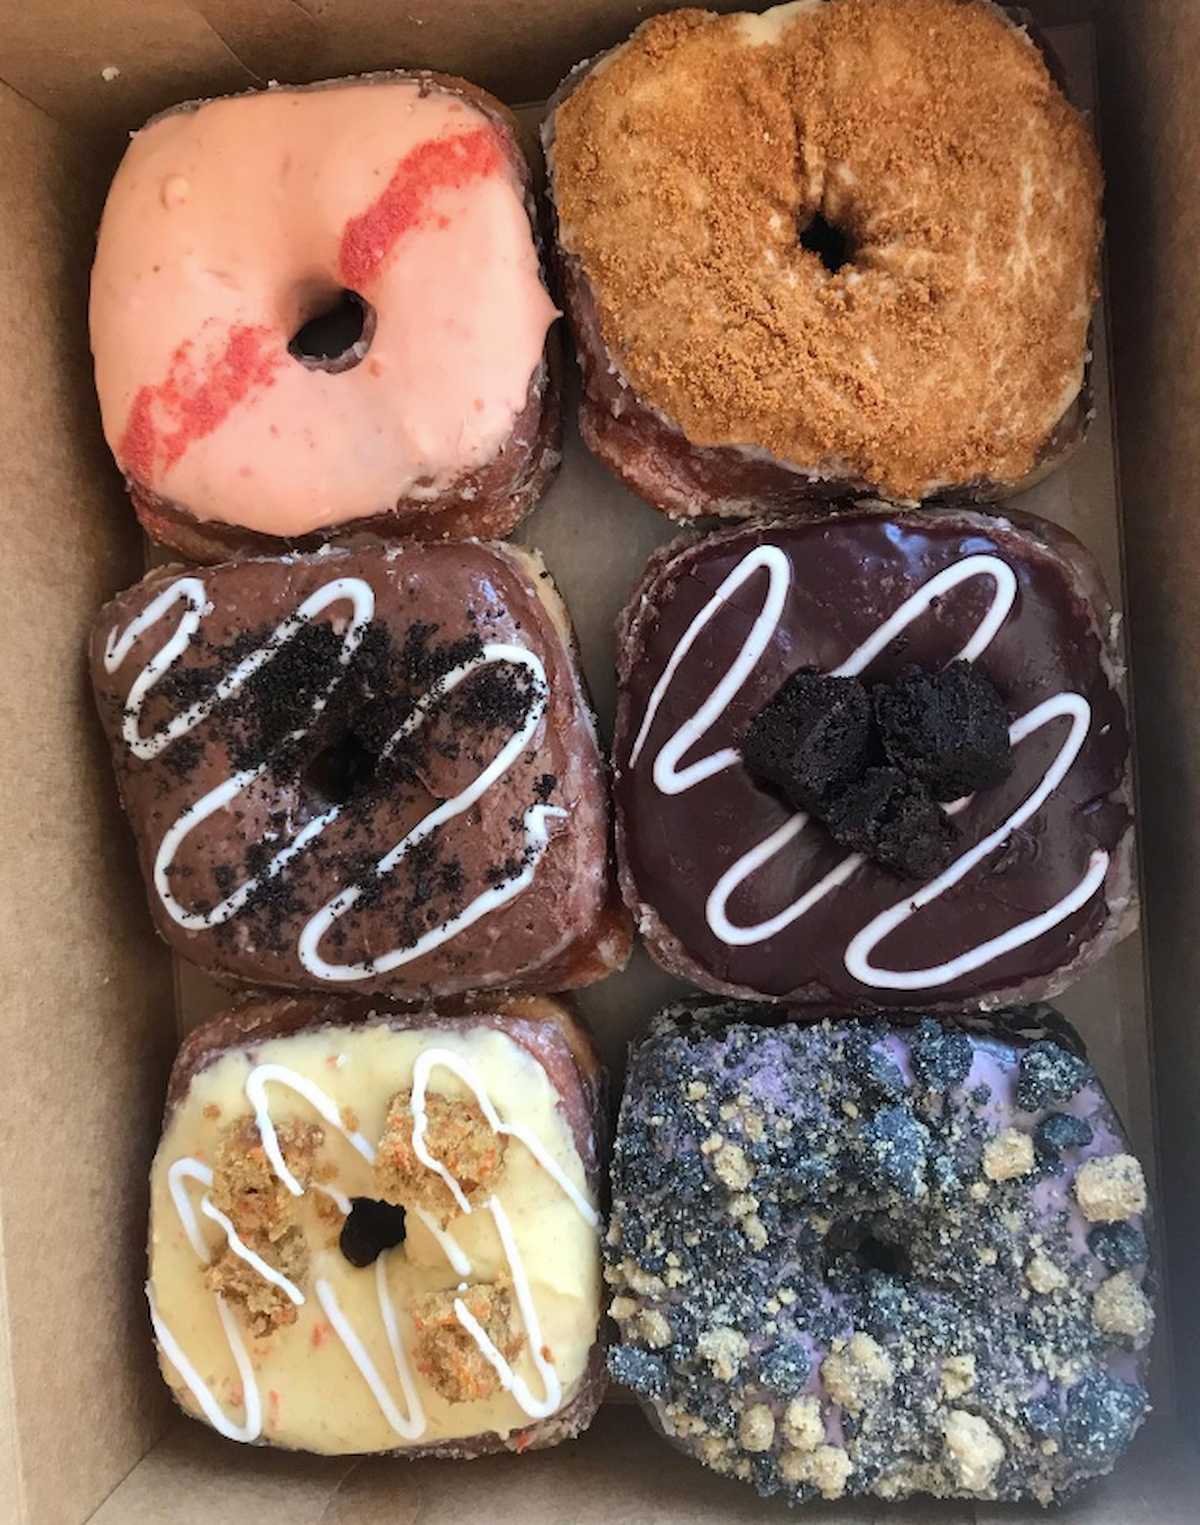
910,1019,974,1090
874,661,1013,802
742,672,873,813
1034,1111,1094,1163
743,661,1012,880
825,767,958,878
1063,1373,1146,1464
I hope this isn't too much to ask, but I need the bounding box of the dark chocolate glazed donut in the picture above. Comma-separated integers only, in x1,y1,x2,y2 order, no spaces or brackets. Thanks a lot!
607,1005,1154,1506
91,541,630,998
613,508,1136,1010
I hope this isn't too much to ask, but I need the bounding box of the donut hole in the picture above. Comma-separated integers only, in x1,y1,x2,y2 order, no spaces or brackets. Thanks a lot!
339,1197,407,1268
305,731,378,804
823,1216,913,1280
798,211,853,274
288,288,375,373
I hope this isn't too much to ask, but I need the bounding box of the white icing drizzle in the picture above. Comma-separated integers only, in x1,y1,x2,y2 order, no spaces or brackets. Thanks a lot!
631,546,1106,989
155,1159,265,1443
167,1156,214,1259
142,577,374,931
315,1253,426,1440
844,694,1110,988
199,1196,305,1306
314,1181,353,1216
826,554,1017,680
628,544,791,793
706,814,862,945
245,1062,377,1197
106,573,374,766
412,1205,473,1276
146,1282,262,1444
296,643,561,981
111,579,563,982
155,1036,595,1443
409,1047,598,1227
453,1196,561,1421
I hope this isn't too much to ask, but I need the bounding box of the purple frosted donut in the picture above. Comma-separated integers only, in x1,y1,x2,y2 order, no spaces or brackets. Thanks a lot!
606,1005,1153,1506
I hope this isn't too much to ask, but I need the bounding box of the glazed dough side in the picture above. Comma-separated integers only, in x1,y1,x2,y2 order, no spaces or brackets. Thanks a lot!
149,1023,600,1453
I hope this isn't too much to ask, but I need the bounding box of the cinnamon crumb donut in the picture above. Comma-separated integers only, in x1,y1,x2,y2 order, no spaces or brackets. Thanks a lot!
545,0,1103,514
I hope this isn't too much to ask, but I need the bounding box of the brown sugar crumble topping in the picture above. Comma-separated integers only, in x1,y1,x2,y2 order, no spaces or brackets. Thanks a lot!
375,1090,506,1222
210,1117,324,1241
411,1282,525,1403
205,1117,324,1333
205,1226,309,1337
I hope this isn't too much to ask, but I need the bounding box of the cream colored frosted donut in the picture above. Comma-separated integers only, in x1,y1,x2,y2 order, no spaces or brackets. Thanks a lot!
90,74,560,559
148,994,606,1456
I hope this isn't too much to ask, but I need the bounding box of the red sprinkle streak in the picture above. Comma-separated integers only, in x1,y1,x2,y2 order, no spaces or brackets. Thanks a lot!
119,323,283,483
339,126,503,289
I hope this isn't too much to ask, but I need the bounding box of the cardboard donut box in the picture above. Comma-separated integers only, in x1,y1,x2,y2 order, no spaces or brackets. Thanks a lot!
1,1,1197,1521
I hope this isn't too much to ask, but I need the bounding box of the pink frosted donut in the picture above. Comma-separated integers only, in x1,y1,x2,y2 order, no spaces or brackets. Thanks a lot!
89,73,560,561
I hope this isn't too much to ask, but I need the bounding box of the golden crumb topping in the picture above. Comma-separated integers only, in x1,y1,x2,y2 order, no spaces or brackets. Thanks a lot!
942,1409,1006,1493
374,1089,507,1222
1092,1270,1154,1346
821,1331,894,1414
551,0,1102,498
1073,1154,1147,1223
783,1394,824,1451
983,1127,1036,1182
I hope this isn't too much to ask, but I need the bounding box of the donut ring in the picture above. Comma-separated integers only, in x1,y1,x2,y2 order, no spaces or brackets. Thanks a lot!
608,1004,1154,1506
90,72,561,562
545,0,1103,514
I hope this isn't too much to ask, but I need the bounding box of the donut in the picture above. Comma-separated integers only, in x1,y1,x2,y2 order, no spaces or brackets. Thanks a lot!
90,73,561,561
607,1003,1153,1505
544,0,1102,515
613,507,1135,1010
90,540,630,996
148,993,605,1454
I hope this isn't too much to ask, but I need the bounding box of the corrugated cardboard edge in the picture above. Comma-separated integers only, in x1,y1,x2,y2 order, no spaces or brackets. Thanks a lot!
0,2,1187,1521
0,1197,28,1525
1098,0,1200,1447
0,81,177,1525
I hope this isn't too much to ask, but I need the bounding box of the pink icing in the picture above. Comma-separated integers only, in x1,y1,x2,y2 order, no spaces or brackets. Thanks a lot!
90,83,559,537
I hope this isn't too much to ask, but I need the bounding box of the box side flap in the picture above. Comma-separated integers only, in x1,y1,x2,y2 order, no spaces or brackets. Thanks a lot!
1098,0,1200,1445
90,1407,1200,1524
0,0,257,146
0,85,176,1525
0,0,738,141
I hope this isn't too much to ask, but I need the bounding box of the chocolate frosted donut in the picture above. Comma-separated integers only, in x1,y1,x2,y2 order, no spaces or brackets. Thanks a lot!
90,541,630,997
150,994,605,1455
545,0,1102,515
607,1005,1153,1505
90,73,561,561
613,508,1135,1009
